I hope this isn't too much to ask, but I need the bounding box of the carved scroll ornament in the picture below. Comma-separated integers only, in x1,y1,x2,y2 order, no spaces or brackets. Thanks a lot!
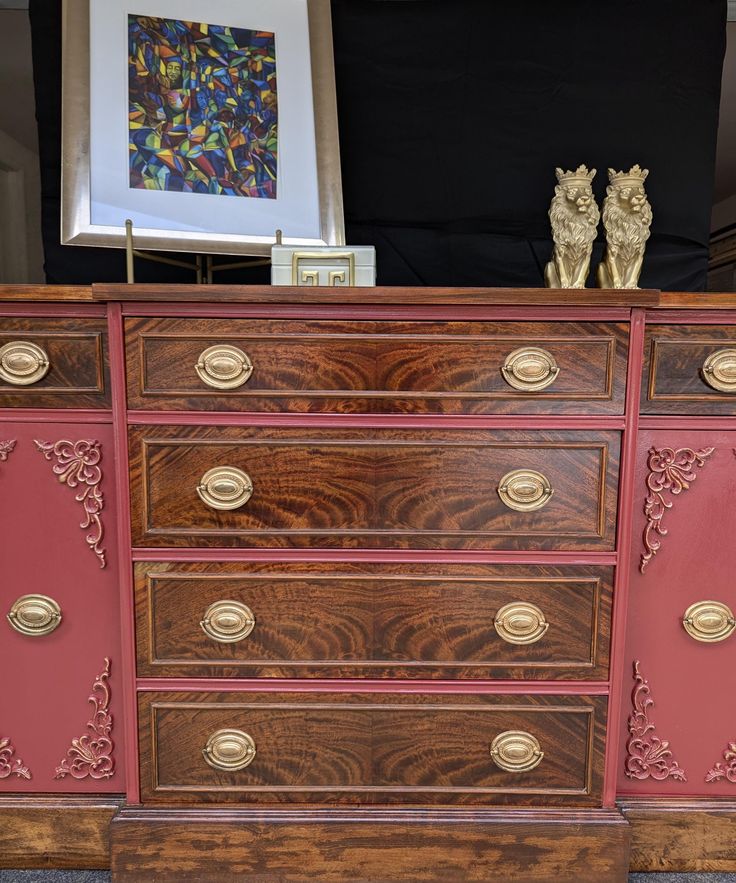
34,439,106,568
0,737,31,780
54,658,114,780
640,445,714,574
706,743,736,784
0,439,16,462
625,661,687,782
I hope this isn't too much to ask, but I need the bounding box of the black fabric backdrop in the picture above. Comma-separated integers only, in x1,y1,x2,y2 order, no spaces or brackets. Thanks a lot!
29,0,726,289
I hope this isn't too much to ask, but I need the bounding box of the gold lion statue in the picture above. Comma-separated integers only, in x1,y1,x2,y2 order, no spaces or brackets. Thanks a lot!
544,165,599,289
596,165,653,289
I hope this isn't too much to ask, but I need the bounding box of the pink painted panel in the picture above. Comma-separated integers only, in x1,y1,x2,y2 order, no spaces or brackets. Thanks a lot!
0,422,123,793
618,428,736,797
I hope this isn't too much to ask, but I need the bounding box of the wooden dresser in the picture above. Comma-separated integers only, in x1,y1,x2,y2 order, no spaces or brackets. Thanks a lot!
2,284,736,880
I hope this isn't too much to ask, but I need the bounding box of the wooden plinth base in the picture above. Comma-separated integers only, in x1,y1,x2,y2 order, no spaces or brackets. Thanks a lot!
110,806,630,882
0,796,123,869
620,798,736,872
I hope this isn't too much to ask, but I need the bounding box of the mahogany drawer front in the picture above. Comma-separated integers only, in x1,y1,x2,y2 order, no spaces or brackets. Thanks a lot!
138,691,607,806
134,561,613,680
129,425,620,550
0,317,110,408
125,317,629,414
643,324,736,414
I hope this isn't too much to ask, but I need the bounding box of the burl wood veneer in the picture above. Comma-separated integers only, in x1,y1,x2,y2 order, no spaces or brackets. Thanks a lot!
134,560,612,680
138,691,607,806
0,317,110,408
125,317,629,414
128,425,620,550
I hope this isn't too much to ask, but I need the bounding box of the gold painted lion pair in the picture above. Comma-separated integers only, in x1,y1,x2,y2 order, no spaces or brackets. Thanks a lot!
544,165,652,290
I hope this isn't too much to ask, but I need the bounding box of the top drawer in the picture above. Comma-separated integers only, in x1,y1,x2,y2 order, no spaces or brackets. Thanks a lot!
0,317,110,409
125,318,629,414
643,324,736,414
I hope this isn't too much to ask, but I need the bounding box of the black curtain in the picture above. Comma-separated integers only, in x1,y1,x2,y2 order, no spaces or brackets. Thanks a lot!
30,0,726,289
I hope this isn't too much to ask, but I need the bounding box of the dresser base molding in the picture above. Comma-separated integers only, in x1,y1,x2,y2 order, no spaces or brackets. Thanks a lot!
110,806,630,882
0,796,123,869
620,798,736,872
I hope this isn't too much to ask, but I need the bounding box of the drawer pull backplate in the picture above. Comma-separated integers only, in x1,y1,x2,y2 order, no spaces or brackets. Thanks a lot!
7,594,62,637
683,600,736,643
197,466,253,511
0,341,50,386
490,730,544,772
702,349,736,393
498,469,553,512
200,600,256,643
494,602,549,645
501,346,559,392
203,729,256,772
195,344,253,390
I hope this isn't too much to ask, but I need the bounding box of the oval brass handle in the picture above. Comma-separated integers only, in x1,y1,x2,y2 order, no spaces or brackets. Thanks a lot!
203,729,256,772
498,469,553,512
7,594,62,637
682,600,736,643
490,731,544,773
195,344,253,390
0,341,50,386
494,602,549,645
501,346,559,392
201,600,256,643
197,466,253,511
702,349,736,393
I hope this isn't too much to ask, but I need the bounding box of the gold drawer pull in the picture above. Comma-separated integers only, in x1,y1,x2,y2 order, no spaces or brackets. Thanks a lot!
494,602,549,645
196,344,253,390
498,469,553,512
501,346,559,391
0,341,50,386
203,729,256,772
7,594,62,637
490,731,544,773
683,600,736,643
702,349,736,393
197,466,253,511
201,600,256,643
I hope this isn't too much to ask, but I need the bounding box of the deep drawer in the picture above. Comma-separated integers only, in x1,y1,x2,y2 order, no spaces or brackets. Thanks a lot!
0,317,109,408
125,318,629,414
134,561,613,680
138,691,607,806
128,425,620,550
643,324,736,414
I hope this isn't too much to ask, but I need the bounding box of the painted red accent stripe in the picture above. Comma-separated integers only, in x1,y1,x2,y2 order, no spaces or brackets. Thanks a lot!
648,309,736,324
0,303,106,318
0,409,112,423
639,415,736,430
603,307,646,807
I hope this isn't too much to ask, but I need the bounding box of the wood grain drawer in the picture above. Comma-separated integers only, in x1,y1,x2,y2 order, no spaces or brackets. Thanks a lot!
125,318,629,414
134,561,612,680
0,318,109,408
129,426,620,550
643,324,736,414
138,691,607,806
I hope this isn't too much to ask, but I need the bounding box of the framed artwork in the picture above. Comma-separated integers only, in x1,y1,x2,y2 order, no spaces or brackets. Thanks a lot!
61,0,344,256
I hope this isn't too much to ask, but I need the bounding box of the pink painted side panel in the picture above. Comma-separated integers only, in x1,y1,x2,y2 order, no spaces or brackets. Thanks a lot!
0,422,124,793
618,428,736,797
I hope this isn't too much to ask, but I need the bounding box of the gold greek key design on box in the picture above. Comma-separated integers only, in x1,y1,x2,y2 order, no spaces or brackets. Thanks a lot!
494,601,549,645
625,660,686,782
490,731,544,772
702,349,736,393
7,594,62,637
640,445,714,574
195,344,253,390
203,729,256,772
34,439,106,568
706,742,736,783
291,251,356,286
0,340,50,386
54,658,115,780
0,439,16,462
682,600,736,643
0,737,31,780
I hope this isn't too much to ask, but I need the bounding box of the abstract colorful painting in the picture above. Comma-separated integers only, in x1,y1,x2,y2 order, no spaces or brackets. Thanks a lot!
128,14,277,198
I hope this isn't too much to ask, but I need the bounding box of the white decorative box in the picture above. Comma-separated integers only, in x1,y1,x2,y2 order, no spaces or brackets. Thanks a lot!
271,245,376,286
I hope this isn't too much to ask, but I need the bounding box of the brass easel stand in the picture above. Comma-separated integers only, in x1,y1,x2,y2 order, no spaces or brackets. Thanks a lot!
124,219,274,283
